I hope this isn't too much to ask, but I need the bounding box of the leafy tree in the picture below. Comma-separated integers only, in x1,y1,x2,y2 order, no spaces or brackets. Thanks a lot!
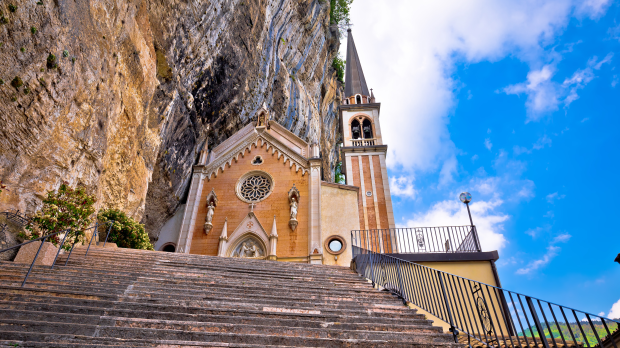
97,208,153,250
330,0,354,34
332,55,345,84
24,183,96,247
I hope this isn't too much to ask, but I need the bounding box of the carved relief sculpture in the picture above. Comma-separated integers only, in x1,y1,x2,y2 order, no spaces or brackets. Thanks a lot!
232,238,265,258
204,188,218,235
288,184,300,231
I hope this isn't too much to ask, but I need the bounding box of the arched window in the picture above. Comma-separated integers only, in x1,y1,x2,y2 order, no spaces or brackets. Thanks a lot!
356,95,362,104
351,119,361,139
362,119,373,139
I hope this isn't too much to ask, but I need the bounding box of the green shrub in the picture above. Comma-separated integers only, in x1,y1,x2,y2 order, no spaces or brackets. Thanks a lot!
8,4,17,12
11,76,22,89
46,53,56,69
23,183,97,248
332,55,345,83
31,27,37,34
97,209,153,250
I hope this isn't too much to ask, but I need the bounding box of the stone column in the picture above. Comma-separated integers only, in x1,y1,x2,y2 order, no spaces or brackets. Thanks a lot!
308,143,322,264
217,218,228,257
176,168,205,253
268,215,278,261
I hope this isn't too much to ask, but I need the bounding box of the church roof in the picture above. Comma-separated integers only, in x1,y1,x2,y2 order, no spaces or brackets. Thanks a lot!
344,29,370,98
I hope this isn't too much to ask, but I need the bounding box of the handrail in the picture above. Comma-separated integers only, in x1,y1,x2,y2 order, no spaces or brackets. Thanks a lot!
0,220,114,287
352,225,481,254
352,245,620,348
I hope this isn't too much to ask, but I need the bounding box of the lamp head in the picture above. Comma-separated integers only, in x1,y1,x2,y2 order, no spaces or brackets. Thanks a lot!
459,192,472,204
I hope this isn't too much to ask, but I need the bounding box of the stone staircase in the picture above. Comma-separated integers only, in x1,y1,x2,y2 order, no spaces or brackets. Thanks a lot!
0,246,462,347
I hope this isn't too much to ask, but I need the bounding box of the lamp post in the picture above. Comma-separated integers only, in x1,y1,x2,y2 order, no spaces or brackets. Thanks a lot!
459,192,481,252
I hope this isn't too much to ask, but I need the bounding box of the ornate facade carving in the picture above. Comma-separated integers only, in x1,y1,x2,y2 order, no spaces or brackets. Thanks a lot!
204,188,218,235
288,184,300,231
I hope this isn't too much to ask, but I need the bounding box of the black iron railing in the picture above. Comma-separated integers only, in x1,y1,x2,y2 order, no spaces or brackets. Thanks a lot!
352,225,481,254
0,220,114,287
0,210,30,226
352,246,620,348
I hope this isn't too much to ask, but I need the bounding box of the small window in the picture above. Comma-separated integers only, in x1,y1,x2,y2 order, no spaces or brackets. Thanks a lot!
356,95,362,104
324,235,346,255
329,239,343,252
252,156,263,165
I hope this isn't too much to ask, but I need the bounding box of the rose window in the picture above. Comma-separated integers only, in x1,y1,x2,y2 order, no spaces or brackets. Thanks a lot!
236,171,274,203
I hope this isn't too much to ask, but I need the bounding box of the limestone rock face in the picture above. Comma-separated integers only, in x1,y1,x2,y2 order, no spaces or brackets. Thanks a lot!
0,0,342,240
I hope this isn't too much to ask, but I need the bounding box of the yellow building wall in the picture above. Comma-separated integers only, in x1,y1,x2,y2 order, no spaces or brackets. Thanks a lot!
320,182,360,267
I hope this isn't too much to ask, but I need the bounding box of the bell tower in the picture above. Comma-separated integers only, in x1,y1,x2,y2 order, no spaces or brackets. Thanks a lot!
339,29,396,233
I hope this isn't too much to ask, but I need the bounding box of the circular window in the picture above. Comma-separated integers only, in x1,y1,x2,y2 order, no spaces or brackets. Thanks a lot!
324,235,346,255
236,171,274,203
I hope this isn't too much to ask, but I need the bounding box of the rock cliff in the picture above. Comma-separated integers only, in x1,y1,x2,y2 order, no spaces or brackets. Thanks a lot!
0,0,342,239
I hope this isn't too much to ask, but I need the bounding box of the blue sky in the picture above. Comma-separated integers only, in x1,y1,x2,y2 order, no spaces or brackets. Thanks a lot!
347,0,620,318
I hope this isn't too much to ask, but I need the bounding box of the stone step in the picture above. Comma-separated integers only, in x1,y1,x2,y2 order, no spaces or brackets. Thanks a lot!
0,333,312,347
0,268,379,296
0,287,421,320
0,298,429,326
0,262,373,292
0,319,461,348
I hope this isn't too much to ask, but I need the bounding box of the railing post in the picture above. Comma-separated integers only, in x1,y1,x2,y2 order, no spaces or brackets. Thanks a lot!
526,296,551,348
103,221,114,247
395,259,407,305
51,229,71,269
22,236,47,287
472,225,482,252
64,230,78,266
438,272,458,343
85,223,99,257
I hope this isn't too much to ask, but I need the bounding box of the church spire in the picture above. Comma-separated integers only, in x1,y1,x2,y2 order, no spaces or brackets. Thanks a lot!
344,29,370,98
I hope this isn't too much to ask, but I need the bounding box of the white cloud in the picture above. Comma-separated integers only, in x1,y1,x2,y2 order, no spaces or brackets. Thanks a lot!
546,192,566,203
608,298,620,319
504,65,560,120
516,245,560,274
581,117,590,122
516,232,571,274
402,198,508,252
504,54,613,120
350,0,607,172
513,135,552,155
484,138,493,150
390,176,417,198
552,233,571,243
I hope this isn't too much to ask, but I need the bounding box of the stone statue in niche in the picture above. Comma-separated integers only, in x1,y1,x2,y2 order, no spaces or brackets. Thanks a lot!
288,185,300,231
233,238,264,258
290,197,298,220
204,188,218,235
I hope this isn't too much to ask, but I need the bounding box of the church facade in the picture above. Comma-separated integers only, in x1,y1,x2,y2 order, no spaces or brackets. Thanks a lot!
164,30,394,266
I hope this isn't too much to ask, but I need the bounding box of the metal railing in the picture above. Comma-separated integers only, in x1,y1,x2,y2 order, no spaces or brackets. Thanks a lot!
352,225,481,254
352,246,620,348
0,210,30,226
0,220,114,287
351,138,377,146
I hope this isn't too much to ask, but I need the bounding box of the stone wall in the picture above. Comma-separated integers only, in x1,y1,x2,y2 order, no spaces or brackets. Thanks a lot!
0,0,342,242
320,182,359,267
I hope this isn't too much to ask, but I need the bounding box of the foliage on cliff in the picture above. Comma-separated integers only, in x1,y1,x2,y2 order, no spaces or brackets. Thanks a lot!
330,0,354,32
332,55,345,84
97,209,153,250
23,183,96,247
